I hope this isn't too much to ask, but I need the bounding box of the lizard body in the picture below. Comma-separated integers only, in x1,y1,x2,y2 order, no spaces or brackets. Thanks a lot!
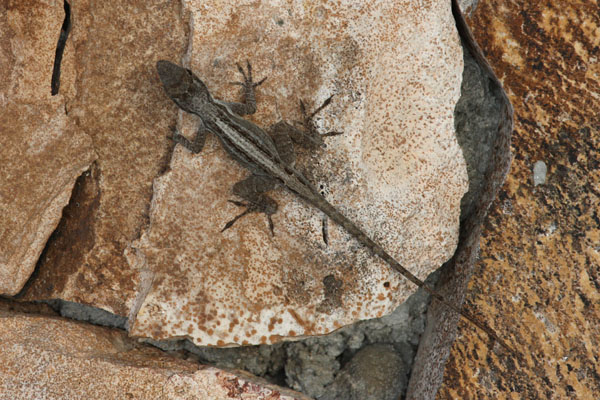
156,60,515,355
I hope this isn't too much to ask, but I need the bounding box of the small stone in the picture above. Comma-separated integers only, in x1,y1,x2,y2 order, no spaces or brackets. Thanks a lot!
533,160,547,186
321,344,408,400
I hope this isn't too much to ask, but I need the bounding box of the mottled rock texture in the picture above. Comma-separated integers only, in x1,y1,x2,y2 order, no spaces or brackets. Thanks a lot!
130,0,468,346
0,1,95,296
6,0,469,350
18,0,187,316
406,2,513,398
438,1,600,399
0,310,310,400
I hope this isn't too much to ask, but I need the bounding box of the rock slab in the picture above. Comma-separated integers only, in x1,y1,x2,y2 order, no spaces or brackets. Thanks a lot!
130,0,468,347
439,1,600,399
0,1,95,296
0,310,311,400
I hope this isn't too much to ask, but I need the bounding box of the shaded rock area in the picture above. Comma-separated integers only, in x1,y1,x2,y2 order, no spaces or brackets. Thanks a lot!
406,2,514,398
438,1,600,399
17,0,187,317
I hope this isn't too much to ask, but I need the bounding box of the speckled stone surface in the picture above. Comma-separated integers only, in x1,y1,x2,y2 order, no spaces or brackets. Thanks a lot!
438,1,600,399
0,1,95,296
0,310,310,400
406,2,513,397
19,0,187,316
129,0,468,346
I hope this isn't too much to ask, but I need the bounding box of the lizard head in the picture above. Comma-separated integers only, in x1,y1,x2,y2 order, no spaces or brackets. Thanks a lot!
156,60,213,114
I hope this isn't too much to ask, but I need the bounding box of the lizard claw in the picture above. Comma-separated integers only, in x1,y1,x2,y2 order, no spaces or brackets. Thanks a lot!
167,130,185,145
267,215,275,236
221,199,276,235
230,61,267,88
321,130,344,138
221,208,252,232
227,200,248,207
293,96,343,146
308,95,334,120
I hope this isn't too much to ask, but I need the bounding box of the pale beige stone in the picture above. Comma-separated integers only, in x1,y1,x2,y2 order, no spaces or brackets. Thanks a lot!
130,0,467,346
0,1,95,295
0,310,310,400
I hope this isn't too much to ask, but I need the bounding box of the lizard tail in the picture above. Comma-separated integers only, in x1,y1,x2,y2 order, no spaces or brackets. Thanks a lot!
305,193,521,360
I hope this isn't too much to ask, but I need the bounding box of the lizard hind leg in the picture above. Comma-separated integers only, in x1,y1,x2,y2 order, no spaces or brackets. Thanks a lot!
222,175,278,235
290,96,344,150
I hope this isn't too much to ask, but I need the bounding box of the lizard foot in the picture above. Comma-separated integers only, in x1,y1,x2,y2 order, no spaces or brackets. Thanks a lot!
230,61,267,90
221,199,276,236
293,96,343,147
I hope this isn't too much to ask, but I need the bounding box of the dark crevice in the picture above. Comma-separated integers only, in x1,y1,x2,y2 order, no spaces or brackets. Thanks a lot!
45,299,128,329
51,0,71,96
14,165,101,301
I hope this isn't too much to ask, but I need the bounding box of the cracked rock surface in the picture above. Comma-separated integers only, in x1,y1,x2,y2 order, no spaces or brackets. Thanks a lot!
0,308,310,400
130,0,467,347
0,0,493,399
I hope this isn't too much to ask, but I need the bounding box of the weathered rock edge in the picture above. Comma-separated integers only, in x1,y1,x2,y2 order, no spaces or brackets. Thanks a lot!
405,2,514,399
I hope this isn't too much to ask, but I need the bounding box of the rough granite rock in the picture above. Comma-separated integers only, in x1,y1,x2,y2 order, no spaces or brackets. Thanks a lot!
18,0,187,316
0,1,95,296
406,2,513,398
438,1,600,399
138,278,433,399
0,310,311,400
129,0,468,347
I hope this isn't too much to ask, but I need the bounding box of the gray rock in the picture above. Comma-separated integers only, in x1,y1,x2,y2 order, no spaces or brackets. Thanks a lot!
321,344,408,400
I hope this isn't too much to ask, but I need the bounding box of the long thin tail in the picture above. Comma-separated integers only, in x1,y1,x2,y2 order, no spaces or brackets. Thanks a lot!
305,192,520,358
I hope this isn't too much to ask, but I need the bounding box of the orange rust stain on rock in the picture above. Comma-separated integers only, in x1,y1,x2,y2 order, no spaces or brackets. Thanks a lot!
260,336,267,344
288,330,296,336
287,308,305,328
217,340,225,346
268,335,284,343
228,318,240,333
438,2,600,399
268,316,280,332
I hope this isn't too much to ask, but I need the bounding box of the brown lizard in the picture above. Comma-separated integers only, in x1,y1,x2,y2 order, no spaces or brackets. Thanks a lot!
156,59,517,357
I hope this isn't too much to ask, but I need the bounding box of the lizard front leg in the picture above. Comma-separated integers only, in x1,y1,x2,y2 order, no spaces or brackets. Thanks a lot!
218,61,267,115
170,120,209,154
